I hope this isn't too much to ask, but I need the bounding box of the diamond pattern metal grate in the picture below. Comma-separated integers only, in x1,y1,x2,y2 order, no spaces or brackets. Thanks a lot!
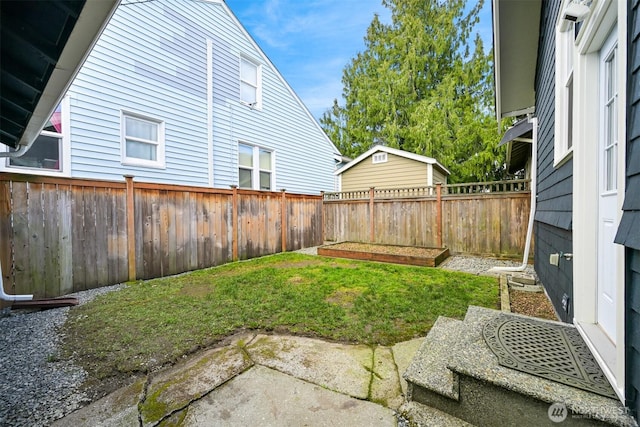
483,314,617,399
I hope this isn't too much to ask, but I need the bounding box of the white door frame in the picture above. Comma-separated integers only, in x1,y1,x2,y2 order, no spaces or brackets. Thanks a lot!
571,0,626,401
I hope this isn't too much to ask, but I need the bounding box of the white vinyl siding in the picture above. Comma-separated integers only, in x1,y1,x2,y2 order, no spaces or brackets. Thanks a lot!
64,0,338,193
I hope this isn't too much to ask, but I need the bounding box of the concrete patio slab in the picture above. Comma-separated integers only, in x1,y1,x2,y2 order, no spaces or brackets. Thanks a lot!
178,365,397,427
140,345,253,426
51,377,145,427
391,337,424,396
245,334,373,399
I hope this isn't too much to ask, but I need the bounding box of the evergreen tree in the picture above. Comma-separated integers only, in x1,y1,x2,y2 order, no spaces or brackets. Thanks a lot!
321,0,507,182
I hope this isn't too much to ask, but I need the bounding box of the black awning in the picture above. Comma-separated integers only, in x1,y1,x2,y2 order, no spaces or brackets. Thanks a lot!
499,119,533,146
500,119,533,174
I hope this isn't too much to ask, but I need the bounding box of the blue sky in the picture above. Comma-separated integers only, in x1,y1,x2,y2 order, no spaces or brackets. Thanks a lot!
225,0,493,120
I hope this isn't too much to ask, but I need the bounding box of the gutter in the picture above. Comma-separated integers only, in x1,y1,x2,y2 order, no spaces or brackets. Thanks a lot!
491,115,538,273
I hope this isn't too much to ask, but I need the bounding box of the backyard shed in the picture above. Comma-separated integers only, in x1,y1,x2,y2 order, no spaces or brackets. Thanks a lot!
335,145,449,192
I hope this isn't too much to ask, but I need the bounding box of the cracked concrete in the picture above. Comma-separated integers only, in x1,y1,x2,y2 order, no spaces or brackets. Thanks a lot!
52,333,421,426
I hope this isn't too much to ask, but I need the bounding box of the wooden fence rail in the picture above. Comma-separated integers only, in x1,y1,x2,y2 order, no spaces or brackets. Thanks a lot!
323,181,532,257
0,174,322,299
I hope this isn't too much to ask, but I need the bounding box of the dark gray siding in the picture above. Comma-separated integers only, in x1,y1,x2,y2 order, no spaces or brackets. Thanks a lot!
533,0,574,321
622,0,640,418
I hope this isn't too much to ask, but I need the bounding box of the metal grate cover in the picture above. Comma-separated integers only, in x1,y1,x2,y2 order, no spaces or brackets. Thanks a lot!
483,314,617,399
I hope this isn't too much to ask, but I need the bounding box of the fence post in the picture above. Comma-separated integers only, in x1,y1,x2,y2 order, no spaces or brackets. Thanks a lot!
124,175,136,281
436,183,443,248
320,191,325,243
231,185,238,261
369,187,375,242
281,189,287,253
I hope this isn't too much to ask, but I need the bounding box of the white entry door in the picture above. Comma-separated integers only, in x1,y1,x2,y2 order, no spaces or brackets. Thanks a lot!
596,28,618,343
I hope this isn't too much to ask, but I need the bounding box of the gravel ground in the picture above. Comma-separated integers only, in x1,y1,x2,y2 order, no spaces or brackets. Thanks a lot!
0,249,536,426
0,284,124,427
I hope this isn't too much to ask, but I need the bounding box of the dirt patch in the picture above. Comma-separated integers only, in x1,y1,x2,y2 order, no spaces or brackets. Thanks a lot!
326,242,445,258
509,289,558,321
325,287,364,308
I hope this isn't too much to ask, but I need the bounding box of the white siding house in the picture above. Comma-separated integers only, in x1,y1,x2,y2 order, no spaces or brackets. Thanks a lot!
0,0,340,195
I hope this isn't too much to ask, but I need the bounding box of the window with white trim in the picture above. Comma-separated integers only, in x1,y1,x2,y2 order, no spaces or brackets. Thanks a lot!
372,152,388,164
121,112,165,168
554,21,575,165
3,103,66,174
240,57,262,108
238,143,273,190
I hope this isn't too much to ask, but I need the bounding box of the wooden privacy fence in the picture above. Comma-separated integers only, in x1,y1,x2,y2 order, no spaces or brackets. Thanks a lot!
323,180,532,257
0,173,322,299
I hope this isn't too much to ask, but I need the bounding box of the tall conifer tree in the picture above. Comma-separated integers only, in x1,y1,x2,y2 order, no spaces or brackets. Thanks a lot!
321,0,506,182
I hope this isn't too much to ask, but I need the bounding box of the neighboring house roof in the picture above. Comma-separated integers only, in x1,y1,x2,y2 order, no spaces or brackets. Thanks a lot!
493,0,541,119
335,145,450,176
0,0,120,149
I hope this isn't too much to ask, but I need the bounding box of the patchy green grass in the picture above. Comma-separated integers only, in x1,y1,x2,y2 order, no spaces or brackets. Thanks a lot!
61,253,498,379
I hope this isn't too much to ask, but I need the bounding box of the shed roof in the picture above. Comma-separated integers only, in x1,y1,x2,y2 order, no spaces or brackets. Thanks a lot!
335,145,450,176
0,0,119,149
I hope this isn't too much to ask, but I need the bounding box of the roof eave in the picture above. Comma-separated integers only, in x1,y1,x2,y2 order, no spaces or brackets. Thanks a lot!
18,0,120,147
493,0,542,122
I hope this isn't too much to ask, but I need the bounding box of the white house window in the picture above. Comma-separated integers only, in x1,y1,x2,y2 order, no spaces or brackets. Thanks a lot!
372,152,388,164
238,143,273,190
121,112,165,168
554,21,575,165
240,57,262,108
2,100,71,176
9,111,62,170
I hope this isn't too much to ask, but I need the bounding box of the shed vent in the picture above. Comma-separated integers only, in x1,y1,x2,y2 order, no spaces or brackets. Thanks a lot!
372,153,387,164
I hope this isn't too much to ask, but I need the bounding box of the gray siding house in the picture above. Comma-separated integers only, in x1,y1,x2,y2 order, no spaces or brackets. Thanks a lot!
494,0,640,419
0,0,341,195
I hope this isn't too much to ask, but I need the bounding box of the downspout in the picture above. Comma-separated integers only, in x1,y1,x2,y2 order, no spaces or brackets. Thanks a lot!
491,115,538,273
0,259,33,301
0,143,33,158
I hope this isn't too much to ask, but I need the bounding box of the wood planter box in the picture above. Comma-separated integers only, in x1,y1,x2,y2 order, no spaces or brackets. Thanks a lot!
317,242,450,267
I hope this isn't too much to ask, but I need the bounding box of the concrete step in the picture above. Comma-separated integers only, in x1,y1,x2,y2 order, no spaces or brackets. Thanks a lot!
399,401,475,427
403,306,636,427
404,316,463,401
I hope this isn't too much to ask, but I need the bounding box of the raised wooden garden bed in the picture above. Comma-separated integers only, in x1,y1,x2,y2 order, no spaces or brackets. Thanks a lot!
318,242,450,267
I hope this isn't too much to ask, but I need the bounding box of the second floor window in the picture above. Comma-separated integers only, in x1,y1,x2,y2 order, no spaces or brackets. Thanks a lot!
240,57,262,108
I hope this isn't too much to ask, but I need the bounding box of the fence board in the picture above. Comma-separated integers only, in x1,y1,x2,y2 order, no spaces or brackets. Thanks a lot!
0,182,12,309
325,191,532,258
0,174,322,298
43,183,60,297
58,185,73,295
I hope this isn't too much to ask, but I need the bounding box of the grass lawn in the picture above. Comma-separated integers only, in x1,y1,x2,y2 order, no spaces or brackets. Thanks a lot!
61,253,499,379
